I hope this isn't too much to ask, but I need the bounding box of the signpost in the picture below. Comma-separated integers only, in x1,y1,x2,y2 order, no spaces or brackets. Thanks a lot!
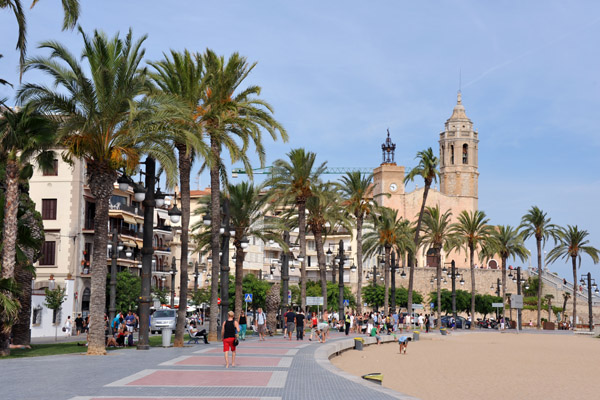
511,294,524,333
343,299,349,307
244,293,252,315
492,303,504,308
413,304,424,309
307,296,324,316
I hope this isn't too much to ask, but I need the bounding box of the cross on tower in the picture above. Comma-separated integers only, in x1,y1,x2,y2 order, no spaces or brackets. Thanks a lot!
381,129,396,164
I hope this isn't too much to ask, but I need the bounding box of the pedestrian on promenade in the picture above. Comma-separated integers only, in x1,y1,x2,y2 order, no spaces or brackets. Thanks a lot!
125,311,135,333
318,311,330,343
425,315,430,333
309,312,318,341
63,316,72,336
345,312,351,335
239,311,247,340
285,308,296,341
296,309,305,340
221,311,240,368
75,313,84,336
256,308,267,341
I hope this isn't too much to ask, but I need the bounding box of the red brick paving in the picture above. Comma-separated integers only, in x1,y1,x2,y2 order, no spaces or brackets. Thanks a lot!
202,347,293,355
174,355,285,367
128,370,273,387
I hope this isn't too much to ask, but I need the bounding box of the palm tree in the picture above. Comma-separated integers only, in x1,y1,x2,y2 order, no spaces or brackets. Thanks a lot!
450,210,494,321
148,50,210,347
338,171,378,315
200,50,287,340
19,29,178,355
520,206,558,329
488,225,529,317
561,292,571,322
267,149,325,309
403,148,439,316
2,0,80,79
304,182,352,311
363,206,413,313
546,225,600,329
1,104,56,282
420,205,455,326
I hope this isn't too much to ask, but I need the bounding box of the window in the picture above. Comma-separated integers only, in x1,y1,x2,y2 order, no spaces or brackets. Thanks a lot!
462,144,468,164
84,202,95,230
307,240,315,251
41,199,57,220
441,145,444,166
32,306,43,325
450,145,454,165
42,159,59,176
40,241,56,265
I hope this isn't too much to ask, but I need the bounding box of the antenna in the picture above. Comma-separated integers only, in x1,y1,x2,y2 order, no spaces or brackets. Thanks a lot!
459,69,462,93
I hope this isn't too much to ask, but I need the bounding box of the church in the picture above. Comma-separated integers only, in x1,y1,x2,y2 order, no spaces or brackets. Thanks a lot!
372,92,487,270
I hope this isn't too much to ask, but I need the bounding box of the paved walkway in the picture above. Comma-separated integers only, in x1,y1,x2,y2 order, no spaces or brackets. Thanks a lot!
2,330,413,400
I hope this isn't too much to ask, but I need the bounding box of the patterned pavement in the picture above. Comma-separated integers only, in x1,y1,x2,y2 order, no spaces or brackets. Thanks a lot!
2,330,415,400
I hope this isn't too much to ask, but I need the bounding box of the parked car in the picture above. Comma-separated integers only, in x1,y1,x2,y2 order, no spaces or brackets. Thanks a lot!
440,315,471,329
151,308,177,334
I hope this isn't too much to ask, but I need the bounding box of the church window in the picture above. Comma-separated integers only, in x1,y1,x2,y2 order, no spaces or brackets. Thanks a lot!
441,145,445,165
462,144,468,164
450,145,454,165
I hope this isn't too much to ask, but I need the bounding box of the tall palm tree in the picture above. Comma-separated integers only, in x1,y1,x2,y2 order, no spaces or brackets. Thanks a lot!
0,104,56,282
546,225,599,329
267,149,325,310
363,206,412,313
450,210,494,321
19,28,178,355
148,49,210,347
420,205,455,326
403,148,439,316
304,181,352,311
1,0,80,79
488,225,529,317
200,50,287,340
561,291,571,322
520,206,557,329
338,171,378,315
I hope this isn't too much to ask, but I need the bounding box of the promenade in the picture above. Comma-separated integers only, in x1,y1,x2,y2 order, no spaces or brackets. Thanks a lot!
1,330,411,400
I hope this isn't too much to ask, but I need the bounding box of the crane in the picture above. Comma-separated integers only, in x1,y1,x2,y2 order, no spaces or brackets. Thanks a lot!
231,166,374,178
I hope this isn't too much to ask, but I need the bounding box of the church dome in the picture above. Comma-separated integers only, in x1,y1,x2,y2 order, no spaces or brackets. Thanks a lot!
447,91,471,122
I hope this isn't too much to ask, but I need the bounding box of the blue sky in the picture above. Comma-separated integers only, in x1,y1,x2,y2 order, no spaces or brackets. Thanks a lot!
2,1,600,281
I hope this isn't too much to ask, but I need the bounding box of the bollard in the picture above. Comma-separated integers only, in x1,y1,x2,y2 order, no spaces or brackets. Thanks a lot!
161,328,172,347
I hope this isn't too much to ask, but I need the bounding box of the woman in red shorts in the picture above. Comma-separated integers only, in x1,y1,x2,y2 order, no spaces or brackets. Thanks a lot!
221,310,240,368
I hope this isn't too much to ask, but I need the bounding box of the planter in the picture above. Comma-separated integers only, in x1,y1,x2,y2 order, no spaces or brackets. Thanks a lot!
543,322,555,330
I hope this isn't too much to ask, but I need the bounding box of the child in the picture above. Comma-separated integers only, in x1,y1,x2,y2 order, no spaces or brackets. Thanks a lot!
370,326,381,345
398,335,410,354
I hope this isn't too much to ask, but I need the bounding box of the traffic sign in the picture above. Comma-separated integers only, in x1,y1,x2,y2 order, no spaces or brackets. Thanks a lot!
343,299,349,306
492,303,504,308
217,297,221,305
413,304,424,309
430,302,435,309
288,290,292,301
244,293,253,303
511,294,523,309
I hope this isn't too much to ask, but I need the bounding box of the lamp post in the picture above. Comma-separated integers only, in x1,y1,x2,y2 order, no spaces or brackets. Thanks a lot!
580,272,597,332
491,277,501,320
516,267,523,330
170,257,177,308
193,261,199,294
390,251,397,313
219,198,232,338
108,228,120,331
281,232,290,318
336,240,345,318
449,260,461,325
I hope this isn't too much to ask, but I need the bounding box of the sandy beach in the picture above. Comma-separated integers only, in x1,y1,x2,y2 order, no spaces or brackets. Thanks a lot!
331,331,600,400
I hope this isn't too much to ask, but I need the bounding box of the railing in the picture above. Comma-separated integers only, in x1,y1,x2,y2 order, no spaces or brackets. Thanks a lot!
109,200,143,216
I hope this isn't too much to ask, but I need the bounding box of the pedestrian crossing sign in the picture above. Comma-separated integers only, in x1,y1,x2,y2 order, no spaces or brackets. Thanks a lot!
245,293,253,303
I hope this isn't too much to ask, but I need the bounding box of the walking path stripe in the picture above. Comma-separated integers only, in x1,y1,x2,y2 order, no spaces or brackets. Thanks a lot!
69,397,282,400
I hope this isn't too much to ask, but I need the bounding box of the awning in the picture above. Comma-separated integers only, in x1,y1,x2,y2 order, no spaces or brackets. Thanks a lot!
122,214,137,225
156,209,169,220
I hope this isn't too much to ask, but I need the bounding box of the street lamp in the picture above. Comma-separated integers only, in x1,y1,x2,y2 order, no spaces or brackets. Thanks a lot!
108,228,119,331
390,251,398,313
580,272,596,332
281,231,290,321
449,260,459,326
337,240,346,318
170,257,178,308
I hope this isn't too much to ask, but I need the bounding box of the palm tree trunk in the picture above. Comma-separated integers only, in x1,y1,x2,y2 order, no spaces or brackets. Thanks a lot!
208,139,221,341
11,255,34,346
86,164,116,355
298,199,307,310
233,242,244,320
408,183,431,316
384,245,390,313
356,216,364,315
1,160,19,279
436,249,441,327
572,255,577,330
536,238,542,329
501,257,507,319
470,245,476,322
313,226,328,311
174,145,191,347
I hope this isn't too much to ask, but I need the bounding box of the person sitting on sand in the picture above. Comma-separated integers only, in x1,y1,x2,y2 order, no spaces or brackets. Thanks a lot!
398,335,410,354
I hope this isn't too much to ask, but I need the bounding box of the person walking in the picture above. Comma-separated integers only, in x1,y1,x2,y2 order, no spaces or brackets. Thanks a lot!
239,311,248,340
63,316,72,337
221,311,240,368
309,312,318,341
285,308,296,341
256,308,267,341
344,312,351,335
296,309,305,340
74,313,84,336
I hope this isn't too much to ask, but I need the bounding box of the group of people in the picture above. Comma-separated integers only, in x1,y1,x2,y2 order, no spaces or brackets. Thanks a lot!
62,313,90,337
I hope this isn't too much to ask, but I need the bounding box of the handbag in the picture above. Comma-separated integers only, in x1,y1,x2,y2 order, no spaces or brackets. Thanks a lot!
62,327,66,332
233,338,239,346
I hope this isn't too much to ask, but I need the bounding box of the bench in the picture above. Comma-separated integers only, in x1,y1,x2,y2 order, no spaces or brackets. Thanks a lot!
187,328,209,344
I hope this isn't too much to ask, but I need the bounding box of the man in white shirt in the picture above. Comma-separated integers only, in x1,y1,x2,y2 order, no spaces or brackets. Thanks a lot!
256,308,267,341
418,314,424,330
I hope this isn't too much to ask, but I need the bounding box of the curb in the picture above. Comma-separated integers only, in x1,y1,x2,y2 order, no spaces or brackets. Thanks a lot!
314,335,420,400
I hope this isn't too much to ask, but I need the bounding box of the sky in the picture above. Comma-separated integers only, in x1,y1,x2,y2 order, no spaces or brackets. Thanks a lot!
1,1,600,281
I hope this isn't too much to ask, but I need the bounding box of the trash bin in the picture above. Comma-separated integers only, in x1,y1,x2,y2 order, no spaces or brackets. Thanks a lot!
412,331,419,341
161,328,172,347
354,337,364,350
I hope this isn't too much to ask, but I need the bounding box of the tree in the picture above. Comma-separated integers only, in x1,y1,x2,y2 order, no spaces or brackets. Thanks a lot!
450,210,495,323
488,225,528,318
19,28,178,355
153,287,169,306
546,225,599,329
475,293,502,320
561,292,571,322
200,50,287,341
338,171,379,315
1,0,80,79
107,271,141,314
420,205,454,326
265,282,280,333
520,206,558,329
403,147,439,317
363,284,384,311
545,294,554,321
428,289,470,314
267,149,325,310
0,277,19,356
241,274,271,311
44,284,66,341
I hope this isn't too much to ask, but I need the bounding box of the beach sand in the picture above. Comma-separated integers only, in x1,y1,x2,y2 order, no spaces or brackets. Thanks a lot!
331,331,600,400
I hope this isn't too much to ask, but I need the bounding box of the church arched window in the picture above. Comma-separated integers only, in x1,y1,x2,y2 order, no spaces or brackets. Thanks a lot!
462,144,468,164
441,145,445,166
450,145,454,165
